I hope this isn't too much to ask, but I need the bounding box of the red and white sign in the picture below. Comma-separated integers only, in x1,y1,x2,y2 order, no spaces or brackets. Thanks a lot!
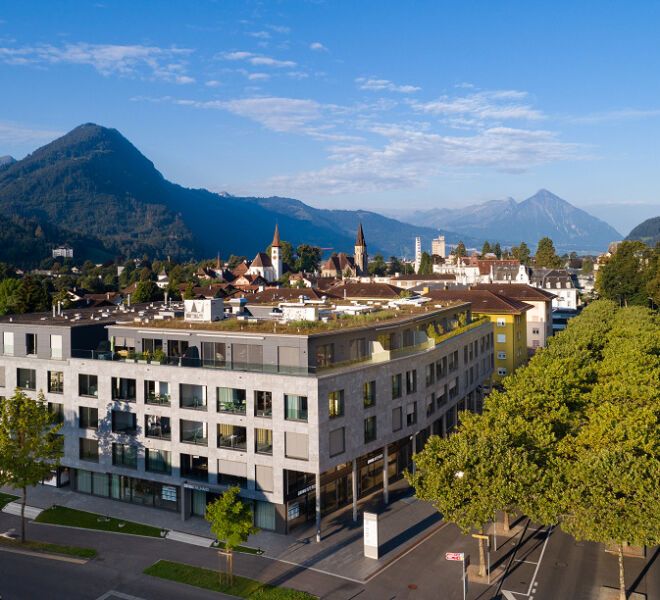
445,552,464,561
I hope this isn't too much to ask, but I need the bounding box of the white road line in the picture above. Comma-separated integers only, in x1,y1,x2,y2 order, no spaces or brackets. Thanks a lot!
501,591,521,600
513,559,539,565
526,526,553,597
95,592,147,600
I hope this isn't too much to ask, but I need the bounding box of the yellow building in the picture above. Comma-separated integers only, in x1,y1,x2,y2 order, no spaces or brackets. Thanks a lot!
423,289,532,384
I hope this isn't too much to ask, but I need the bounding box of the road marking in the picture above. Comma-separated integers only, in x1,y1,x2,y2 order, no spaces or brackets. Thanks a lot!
513,559,539,565
95,592,147,600
526,526,553,597
0,544,87,564
2,502,44,519
502,591,521,600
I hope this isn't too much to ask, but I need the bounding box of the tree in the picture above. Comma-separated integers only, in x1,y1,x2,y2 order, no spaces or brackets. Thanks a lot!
183,282,195,299
0,278,21,315
132,280,163,303
388,256,404,275
417,252,433,274
267,240,294,268
205,487,259,584
15,275,50,313
295,244,322,273
368,254,387,276
511,241,531,265
493,242,502,259
481,241,491,256
454,241,467,258
581,259,594,274
596,241,656,306
535,237,562,268
227,255,246,270
0,390,63,542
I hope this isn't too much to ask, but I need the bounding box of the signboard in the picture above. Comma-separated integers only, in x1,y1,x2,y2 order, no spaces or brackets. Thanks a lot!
445,552,464,561
184,298,224,322
184,483,210,492
363,512,379,559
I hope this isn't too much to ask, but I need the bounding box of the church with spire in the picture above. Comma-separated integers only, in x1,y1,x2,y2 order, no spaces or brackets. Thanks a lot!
247,224,284,283
320,223,369,278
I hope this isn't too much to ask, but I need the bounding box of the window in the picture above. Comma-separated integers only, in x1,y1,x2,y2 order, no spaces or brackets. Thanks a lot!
79,374,98,397
218,460,247,487
145,415,171,440
79,406,98,429
496,318,506,327
364,416,377,443
232,343,263,369
180,384,207,410
26,333,37,355
217,424,247,450
255,465,273,492
497,334,506,343
3,332,14,355
142,338,163,354
406,370,417,394
181,454,208,481
363,381,376,408
435,357,447,379
532,328,540,335
112,443,137,469
328,390,344,418
436,385,447,409
50,334,62,359
202,341,226,367
329,427,345,457
497,351,507,360
180,420,207,445
406,402,417,426
498,367,507,376
448,350,459,372
392,407,402,432
17,368,36,390
168,339,189,359
254,390,272,417
427,394,436,417
79,438,99,462
425,363,435,387
533,340,540,347
349,338,367,360
111,377,136,402
48,371,64,394
112,411,137,434
449,378,459,400
316,343,334,367
217,387,246,414
144,381,170,405
464,345,468,364
285,394,308,421
146,448,171,474
285,432,308,460
392,373,402,399
255,428,273,454
48,402,64,424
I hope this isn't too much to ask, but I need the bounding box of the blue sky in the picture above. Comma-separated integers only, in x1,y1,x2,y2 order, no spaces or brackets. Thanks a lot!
1,1,659,232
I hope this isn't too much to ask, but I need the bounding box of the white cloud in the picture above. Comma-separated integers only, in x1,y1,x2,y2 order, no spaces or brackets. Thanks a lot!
266,25,291,34
0,42,195,83
411,89,544,122
248,31,271,39
356,77,420,93
568,108,660,124
310,42,328,51
247,72,270,81
0,120,63,145
220,51,296,68
205,80,220,87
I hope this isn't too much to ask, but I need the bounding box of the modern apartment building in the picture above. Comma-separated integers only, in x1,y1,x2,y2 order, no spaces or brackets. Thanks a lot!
0,298,493,537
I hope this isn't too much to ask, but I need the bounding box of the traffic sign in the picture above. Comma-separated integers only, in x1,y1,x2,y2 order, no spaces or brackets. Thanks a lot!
445,552,464,561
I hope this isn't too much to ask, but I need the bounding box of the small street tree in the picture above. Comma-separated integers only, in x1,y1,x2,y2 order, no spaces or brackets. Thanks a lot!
205,486,259,585
0,389,63,542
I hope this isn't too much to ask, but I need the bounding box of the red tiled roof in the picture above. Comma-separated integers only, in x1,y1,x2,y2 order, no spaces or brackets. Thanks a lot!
472,283,557,301
423,289,533,314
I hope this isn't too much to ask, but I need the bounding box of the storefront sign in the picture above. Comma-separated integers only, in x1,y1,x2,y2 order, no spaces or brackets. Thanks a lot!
162,486,177,502
297,484,316,497
363,511,379,559
367,453,384,465
184,483,210,492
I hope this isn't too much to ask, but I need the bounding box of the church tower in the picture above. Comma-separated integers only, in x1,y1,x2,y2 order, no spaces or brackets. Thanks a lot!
354,222,368,275
271,224,283,281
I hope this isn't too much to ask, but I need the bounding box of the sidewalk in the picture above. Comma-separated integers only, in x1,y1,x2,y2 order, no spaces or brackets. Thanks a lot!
2,479,444,583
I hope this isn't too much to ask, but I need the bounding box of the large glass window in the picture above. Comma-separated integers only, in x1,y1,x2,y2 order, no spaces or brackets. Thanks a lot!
111,377,136,402
48,371,64,394
26,333,37,355
79,374,98,397
180,420,208,445
50,334,62,359
112,411,137,434
79,438,99,462
218,459,247,488
180,384,207,410
112,443,137,469
232,344,263,369
168,339,189,358
425,363,435,387
3,332,14,355
142,338,163,354
328,390,344,418
316,343,334,367
217,387,246,414
145,415,171,440
406,370,417,394
144,380,170,405
79,406,98,429
17,368,36,390
363,381,376,407
364,416,377,443
146,449,171,474
254,390,272,417
392,373,402,399
406,402,417,426
284,394,308,421
48,402,64,424
180,454,208,481
436,356,447,380
255,428,273,455
217,424,247,450
202,342,226,367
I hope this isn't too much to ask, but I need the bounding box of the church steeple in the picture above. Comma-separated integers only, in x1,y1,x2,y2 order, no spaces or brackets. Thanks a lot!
356,222,366,247
271,224,282,281
354,222,367,276
272,223,281,248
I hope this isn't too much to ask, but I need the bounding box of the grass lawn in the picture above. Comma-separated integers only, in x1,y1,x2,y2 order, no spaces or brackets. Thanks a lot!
144,559,317,599
0,492,18,509
35,505,164,538
0,535,97,559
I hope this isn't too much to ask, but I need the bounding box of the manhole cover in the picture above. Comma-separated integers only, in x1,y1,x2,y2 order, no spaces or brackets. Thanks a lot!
408,584,418,590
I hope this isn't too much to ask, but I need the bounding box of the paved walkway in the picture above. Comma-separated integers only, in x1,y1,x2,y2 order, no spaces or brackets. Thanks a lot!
1,479,444,583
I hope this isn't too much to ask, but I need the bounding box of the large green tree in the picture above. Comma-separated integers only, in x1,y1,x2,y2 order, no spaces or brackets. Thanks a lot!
368,254,387,276
132,280,164,303
454,241,467,258
295,244,322,273
0,390,64,542
417,252,433,274
535,237,563,268
596,240,656,306
511,241,531,265
481,241,491,256
266,240,295,268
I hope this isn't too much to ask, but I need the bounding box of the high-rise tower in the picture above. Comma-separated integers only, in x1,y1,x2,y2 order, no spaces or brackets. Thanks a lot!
271,224,283,280
354,222,368,275
414,236,422,273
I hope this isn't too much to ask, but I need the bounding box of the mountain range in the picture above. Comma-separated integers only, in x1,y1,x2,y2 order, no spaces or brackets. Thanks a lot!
398,190,623,253
0,123,628,266
626,217,660,246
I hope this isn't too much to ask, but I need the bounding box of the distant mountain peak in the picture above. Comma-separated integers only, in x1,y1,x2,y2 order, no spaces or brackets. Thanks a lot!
0,155,16,168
